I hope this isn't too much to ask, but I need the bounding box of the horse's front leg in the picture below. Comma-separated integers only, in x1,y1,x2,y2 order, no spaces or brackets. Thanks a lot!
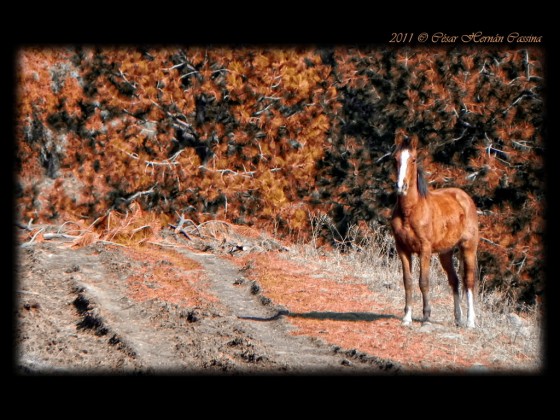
396,244,413,325
419,248,432,324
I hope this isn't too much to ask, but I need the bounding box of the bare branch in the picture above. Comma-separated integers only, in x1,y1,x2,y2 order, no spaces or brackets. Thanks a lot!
212,68,231,75
447,128,468,143
20,227,46,247
43,233,79,241
57,220,84,235
164,62,186,71
180,70,199,79
512,140,534,151
15,221,32,231
253,102,275,116
480,237,504,248
118,69,136,88
97,240,127,247
168,223,193,240
130,225,152,235
115,146,180,169
125,188,156,204
198,220,235,230
168,148,186,163
199,165,256,178
375,152,392,164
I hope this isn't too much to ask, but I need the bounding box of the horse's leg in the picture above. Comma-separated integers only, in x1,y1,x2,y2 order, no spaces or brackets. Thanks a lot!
396,244,413,325
461,243,477,328
438,251,462,326
419,247,432,324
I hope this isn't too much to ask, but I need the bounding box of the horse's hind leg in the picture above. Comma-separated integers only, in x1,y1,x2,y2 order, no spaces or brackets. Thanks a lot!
461,243,477,328
439,251,462,326
419,249,432,324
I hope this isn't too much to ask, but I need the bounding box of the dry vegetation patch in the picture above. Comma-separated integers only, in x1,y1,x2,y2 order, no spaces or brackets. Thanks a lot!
123,245,217,308
16,214,543,373
231,222,544,373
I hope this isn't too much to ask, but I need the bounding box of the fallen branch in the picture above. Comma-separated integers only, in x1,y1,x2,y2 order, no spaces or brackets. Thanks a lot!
131,225,152,235
97,240,127,247
20,227,47,247
57,220,84,235
147,240,184,249
43,233,80,241
198,220,235,230
15,221,32,231
174,212,202,236
168,223,193,240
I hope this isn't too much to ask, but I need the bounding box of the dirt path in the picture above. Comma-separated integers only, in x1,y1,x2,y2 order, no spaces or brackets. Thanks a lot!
178,247,398,372
15,240,399,374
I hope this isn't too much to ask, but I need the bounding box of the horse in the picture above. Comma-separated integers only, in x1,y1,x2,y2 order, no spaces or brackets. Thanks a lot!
390,134,479,328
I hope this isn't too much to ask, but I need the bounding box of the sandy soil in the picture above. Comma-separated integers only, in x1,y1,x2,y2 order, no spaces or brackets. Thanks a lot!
14,238,398,375
14,226,543,375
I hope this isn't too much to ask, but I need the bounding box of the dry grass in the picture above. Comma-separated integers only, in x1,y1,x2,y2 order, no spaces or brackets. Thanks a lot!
239,213,544,373
123,244,218,308
17,209,544,372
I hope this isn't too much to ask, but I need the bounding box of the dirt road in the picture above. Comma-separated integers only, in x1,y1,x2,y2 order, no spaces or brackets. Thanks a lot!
15,239,399,374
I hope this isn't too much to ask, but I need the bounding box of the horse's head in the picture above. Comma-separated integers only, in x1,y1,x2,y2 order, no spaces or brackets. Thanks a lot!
394,135,419,196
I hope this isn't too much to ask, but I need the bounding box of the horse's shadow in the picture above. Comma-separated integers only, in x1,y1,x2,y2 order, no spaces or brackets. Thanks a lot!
238,310,399,322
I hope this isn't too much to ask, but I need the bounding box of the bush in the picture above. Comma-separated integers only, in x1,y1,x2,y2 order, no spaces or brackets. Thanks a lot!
15,45,545,305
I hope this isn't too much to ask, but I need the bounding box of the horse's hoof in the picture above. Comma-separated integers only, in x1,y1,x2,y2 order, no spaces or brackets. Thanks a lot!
401,320,412,326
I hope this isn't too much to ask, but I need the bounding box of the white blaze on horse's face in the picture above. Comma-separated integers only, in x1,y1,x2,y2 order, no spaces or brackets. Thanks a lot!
397,149,410,196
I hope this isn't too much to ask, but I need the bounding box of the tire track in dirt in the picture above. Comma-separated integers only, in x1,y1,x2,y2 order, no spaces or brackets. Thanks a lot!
16,241,400,374
17,243,198,372
175,248,399,373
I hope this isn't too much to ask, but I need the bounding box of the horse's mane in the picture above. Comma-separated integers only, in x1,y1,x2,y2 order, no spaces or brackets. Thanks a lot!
417,164,429,198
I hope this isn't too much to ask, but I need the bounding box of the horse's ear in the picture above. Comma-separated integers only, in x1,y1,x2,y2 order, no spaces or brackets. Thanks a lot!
400,135,417,150
395,129,408,149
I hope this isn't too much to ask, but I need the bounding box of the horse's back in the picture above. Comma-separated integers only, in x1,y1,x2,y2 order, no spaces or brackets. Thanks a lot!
431,188,477,216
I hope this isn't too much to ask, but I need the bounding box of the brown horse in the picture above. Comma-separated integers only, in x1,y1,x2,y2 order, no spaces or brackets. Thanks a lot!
390,135,479,328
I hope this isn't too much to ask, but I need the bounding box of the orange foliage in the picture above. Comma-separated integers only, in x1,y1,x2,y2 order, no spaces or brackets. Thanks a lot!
15,45,545,304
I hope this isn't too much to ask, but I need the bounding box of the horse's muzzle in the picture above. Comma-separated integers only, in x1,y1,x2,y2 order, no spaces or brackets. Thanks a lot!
396,182,408,196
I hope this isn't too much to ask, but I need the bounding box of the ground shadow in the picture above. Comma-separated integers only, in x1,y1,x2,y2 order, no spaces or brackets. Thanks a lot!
238,310,399,322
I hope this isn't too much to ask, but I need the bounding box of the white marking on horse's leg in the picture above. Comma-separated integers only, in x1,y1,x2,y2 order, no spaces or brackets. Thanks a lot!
402,306,412,325
453,291,463,326
397,149,410,194
466,289,476,328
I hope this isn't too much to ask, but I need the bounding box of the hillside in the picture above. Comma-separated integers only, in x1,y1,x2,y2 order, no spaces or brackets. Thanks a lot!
16,225,542,373
15,46,546,304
